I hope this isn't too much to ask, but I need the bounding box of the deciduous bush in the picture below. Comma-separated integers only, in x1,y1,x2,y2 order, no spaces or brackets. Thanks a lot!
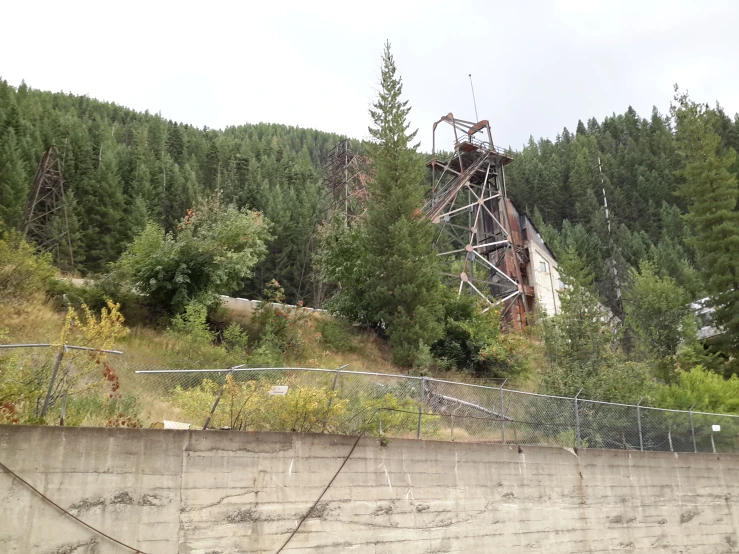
0,300,129,424
433,294,529,378
118,195,270,314
170,375,348,432
0,233,54,301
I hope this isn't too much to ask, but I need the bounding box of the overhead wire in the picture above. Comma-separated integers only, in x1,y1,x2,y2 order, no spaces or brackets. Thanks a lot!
274,431,365,553
0,460,147,553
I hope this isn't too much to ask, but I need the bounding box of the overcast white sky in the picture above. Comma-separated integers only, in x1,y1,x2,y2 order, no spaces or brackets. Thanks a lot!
2,0,738,150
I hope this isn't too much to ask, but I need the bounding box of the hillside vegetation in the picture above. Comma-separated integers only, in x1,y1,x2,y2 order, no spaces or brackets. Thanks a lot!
2,43,739,431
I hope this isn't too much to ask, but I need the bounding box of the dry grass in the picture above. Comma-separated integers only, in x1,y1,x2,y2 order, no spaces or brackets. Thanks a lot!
289,331,402,374
0,292,540,402
0,295,65,344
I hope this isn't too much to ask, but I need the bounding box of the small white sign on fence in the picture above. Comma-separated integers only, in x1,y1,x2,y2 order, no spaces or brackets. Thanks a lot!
712,424,721,432
269,385,289,396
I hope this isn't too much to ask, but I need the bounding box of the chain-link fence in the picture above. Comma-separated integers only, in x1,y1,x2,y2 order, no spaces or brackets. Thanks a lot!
120,364,738,453
1,342,735,452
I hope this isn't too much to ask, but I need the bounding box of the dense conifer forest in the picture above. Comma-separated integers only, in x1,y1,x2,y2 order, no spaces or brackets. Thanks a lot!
505,104,739,311
3,80,738,312
0,79,362,304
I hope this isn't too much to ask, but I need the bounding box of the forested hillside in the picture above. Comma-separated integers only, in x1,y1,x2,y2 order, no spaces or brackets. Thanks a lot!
2,36,739,428
0,79,362,304
505,104,739,311
2,78,739,359
4,79,738,317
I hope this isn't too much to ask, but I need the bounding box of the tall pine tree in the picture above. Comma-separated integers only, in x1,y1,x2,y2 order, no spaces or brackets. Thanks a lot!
673,90,739,360
364,41,443,365
0,129,28,230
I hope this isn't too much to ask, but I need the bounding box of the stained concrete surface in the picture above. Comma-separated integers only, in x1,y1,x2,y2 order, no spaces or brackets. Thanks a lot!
1,426,737,553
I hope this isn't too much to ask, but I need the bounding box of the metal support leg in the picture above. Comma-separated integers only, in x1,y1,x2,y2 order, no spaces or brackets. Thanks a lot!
41,347,66,418
574,389,583,449
500,379,508,445
417,378,425,440
636,398,643,452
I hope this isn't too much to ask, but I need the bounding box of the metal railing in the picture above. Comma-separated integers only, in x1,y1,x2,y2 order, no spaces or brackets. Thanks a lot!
127,366,738,453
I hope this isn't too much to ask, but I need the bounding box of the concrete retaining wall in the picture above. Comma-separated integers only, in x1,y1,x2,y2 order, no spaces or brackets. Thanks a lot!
220,295,331,319
1,426,737,553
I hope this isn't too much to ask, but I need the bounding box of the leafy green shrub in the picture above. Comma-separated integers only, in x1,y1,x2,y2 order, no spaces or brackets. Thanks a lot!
351,393,428,436
0,300,129,424
118,195,271,314
656,366,739,414
316,318,356,353
552,429,589,449
165,300,235,368
433,294,528,378
47,274,145,323
170,376,348,432
248,280,315,360
0,233,54,301
222,323,249,354
411,341,433,376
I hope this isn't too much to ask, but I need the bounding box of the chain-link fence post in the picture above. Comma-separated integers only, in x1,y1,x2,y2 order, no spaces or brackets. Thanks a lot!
326,364,348,409
636,397,643,452
202,364,247,430
574,388,583,449
40,346,67,418
689,403,697,453
500,379,508,445
324,364,348,431
417,377,425,439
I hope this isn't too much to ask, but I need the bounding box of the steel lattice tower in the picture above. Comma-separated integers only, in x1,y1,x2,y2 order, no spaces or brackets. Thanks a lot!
23,146,74,269
424,114,528,328
325,139,369,224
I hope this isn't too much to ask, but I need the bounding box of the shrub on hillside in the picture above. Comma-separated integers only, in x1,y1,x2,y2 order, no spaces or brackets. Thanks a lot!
118,195,271,315
0,300,128,424
170,375,348,432
0,233,54,301
433,294,529,378
248,280,316,361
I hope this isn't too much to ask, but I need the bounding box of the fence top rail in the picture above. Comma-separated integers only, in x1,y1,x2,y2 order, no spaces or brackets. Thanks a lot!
578,397,642,409
133,367,421,379
424,376,507,391
0,343,123,355
131,366,739,420
494,386,577,403
637,403,739,419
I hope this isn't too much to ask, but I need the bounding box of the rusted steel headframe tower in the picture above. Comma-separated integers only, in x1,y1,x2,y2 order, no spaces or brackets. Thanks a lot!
424,114,528,327
23,146,74,269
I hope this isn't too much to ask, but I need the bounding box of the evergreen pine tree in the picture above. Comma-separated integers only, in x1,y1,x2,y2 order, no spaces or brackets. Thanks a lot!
364,41,443,365
673,91,739,357
81,146,127,272
166,123,185,165
0,129,28,230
